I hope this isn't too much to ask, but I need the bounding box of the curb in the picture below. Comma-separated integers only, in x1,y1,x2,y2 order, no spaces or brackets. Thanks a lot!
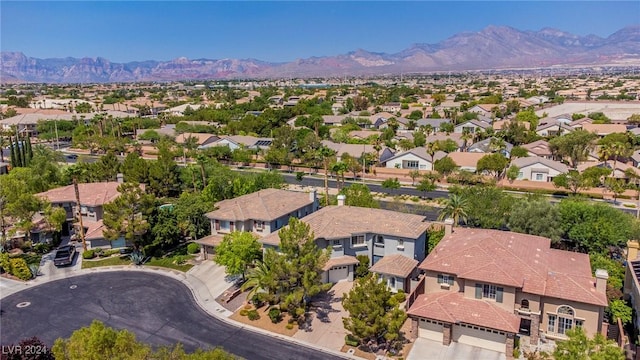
1,265,361,360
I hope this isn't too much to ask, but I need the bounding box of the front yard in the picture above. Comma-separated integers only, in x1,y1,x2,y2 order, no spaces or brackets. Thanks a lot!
229,303,300,337
81,254,195,272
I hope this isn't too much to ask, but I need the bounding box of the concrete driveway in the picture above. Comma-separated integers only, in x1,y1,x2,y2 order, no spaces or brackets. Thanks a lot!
407,338,506,360
293,280,353,351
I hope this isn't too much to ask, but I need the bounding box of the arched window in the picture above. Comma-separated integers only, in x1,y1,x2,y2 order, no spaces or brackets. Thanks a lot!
548,305,581,335
557,306,574,316
521,299,529,310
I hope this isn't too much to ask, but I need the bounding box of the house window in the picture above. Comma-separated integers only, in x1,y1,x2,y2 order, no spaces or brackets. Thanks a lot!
535,173,543,181
406,160,419,169
475,283,504,303
518,172,523,179
390,277,396,288
397,239,404,250
332,239,342,249
521,299,529,310
548,305,581,335
351,235,365,247
374,235,384,247
437,274,454,286
255,221,264,232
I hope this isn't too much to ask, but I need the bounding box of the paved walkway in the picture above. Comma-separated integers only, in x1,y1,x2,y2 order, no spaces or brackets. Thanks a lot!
0,255,358,360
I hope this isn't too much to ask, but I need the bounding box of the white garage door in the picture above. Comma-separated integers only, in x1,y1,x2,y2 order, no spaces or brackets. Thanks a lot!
453,324,506,353
328,266,349,283
418,319,444,342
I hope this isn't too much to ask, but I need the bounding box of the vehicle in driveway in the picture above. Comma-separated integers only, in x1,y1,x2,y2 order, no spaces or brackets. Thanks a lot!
53,245,77,267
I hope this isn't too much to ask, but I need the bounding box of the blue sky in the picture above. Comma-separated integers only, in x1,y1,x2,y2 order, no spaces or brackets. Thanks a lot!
2,1,638,63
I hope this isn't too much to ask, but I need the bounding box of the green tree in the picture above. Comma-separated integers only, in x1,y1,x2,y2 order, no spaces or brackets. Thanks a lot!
151,207,181,249
342,273,407,350
413,131,426,148
174,192,213,240
318,146,336,206
477,153,509,178
549,130,597,169
553,169,609,195
103,183,155,245
553,327,624,360
214,231,262,280
590,253,625,290
438,193,469,226
506,165,520,182
148,143,180,197
121,152,149,184
381,177,401,189
339,183,379,208
433,157,458,176
354,255,370,278
268,218,331,321
508,196,562,242
453,186,513,229
43,203,68,234
510,146,529,159
417,173,441,198
242,258,277,304
608,299,632,325
408,169,421,186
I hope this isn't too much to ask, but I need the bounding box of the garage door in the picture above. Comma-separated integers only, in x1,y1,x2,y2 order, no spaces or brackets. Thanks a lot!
328,266,349,283
453,324,506,353
418,319,443,342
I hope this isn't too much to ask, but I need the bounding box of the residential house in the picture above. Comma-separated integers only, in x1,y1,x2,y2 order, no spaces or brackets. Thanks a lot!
632,150,640,168
425,133,465,149
349,130,381,140
511,156,569,182
454,120,491,134
198,188,318,258
175,133,219,147
577,160,639,179
35,181,127,249
415,118,452,132
446,152,486,172
624,241,640,332
535,121,574,137
260,200,431,290
492,119,530,131
322,115,346,126
521,140,553,159
581,124,627,137
526,96,550,105
384,147,447,171
136,124,177,141
369,112,395,129
320,140,394,165
407,227,608,356
382,102,402,113
569,117,593,128
202,135,273,151
467,138,514,158
161,104,203,117
468,104,498,118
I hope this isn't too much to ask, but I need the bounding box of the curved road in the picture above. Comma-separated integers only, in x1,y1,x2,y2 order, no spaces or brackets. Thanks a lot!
0,272,345,360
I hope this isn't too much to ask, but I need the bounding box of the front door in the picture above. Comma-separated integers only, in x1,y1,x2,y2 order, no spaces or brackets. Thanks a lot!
519,318,531,335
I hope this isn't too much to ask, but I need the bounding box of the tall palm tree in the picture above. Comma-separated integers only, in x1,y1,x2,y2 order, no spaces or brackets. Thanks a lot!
437,194,469,227
241,260,276,304
317,146,336,206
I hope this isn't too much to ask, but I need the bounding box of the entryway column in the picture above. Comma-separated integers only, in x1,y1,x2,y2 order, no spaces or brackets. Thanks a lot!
506,333,515,360
530,315,540,345
443,323,452,345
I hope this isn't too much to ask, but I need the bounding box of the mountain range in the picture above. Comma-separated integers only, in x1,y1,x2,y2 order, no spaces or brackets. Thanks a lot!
2,25,639,83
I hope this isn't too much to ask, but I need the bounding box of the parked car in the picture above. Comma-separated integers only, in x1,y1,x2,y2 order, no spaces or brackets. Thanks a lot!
54,245,77,267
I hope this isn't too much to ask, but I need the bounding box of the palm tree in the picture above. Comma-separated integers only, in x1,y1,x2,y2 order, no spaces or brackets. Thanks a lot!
331,161,348,191
461,129,473,150
317,146,336,206
241,260,276,305
437,194,469,227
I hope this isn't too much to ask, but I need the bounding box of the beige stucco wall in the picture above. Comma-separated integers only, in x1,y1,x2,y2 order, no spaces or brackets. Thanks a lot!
423,270,463,293
540,297,604,338
462,281,516,312
515,292,542,313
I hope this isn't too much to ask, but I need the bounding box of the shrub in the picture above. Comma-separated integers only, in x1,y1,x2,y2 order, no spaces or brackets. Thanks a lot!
187,243,200,254
239,309,249,317
345,334,360,347
83,250,96,259
268,308,282,323
29,264,40,277
173,255,188,265
94,248,105,257
33,243,52,254
103,249,121,257
244,304,253,310
394,290,407,303
10,258,32,280
0,253,12,273
285,323,294,330
247,309,260,321
20,241,33,252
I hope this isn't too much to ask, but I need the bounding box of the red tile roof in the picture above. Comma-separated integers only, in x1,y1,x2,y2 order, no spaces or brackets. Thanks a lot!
322,255,359,271
369,254,418,278
36,182,122,207
205,188,313,222
420,228,607,306
408,292,521,333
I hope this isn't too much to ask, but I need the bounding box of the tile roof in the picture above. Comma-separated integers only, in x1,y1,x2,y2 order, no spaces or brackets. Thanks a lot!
446,152,485,169
425,133,464,147
36,182,122,207
581,123,627,135
83,220,105,240
194,234,225,247
175,132,218,145
261,205,431,246
511,156,569,173
521,140,552,157
408,292,520,333
205,188,313,222
369,254,418,278
385,147,446,163
420,228,607,306
322,255,359,271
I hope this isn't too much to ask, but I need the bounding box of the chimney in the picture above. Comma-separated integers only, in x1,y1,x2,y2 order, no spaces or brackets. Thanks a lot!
337,194,346,206
308,188,317,209
443,218,454,236
116,173,124,184
595,269,609,294
627,240,640,262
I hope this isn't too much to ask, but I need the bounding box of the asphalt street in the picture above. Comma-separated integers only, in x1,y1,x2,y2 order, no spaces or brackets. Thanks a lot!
0,272,345,360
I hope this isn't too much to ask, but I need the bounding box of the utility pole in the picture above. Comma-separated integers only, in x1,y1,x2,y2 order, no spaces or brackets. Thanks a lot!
73,177,87,251
54,119,60,150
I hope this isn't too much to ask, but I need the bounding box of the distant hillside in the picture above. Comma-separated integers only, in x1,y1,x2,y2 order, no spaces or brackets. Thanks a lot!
2,25,639,83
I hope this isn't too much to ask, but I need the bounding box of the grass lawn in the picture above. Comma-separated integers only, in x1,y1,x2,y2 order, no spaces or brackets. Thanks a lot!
81,256,131,269
146,255,195,272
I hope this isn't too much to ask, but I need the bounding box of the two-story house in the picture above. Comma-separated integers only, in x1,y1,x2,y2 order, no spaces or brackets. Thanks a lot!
196,188,318,258
260,196,431,292
407,227,608,358
35,181,124,249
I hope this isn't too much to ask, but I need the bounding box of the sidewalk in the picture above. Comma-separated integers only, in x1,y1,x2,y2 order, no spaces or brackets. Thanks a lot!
0,257,359,360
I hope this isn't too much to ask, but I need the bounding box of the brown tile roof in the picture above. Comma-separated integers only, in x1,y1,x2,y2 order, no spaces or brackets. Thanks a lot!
205,188,313,222
36,182,121,207
446,152,485,168
322,255,359,271
175,132,218,145
521,140,552,157
261,205,431,246
83,220,105,240
194,234,225,247
369,254,418,278
582,123,627,135
420,228,607,306
408,292,520,333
